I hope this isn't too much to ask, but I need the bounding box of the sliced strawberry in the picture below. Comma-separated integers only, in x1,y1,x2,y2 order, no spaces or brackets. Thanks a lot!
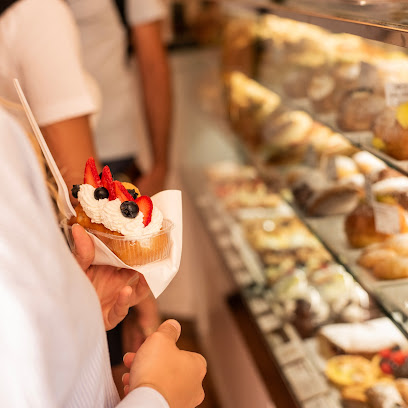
101,166,116,201
114,180,136,203
84,157,102,188
135,196,153,226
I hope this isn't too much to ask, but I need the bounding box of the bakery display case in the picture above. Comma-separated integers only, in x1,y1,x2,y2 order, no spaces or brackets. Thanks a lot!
180,2,408,408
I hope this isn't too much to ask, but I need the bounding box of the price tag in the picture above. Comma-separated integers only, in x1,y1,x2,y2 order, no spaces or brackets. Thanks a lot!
284,361,328,401
274,341,305,365
373,202,401,234
385,82,408,107
304,145,318,168
247,297,270,315
365,175,374,205
257,313,281,333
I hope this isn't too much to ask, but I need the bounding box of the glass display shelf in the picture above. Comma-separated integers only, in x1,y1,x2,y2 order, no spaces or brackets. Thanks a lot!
259,81,408,178
223,0,408,48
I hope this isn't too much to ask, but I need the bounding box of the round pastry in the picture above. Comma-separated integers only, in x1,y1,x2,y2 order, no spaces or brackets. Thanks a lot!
373,107,408,160
68,158,171,266
337,89,386,132
366,383,406,408
344,202,408,248
352,151,386,175
326,355,376,387
282,68,313,99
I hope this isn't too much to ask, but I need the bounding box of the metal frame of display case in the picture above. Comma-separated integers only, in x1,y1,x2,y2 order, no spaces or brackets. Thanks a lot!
224,0,408,48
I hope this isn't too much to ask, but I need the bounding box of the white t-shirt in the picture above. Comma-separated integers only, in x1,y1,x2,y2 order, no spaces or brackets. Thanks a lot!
0,105,169,407
67,0,166,170
0,0,99,126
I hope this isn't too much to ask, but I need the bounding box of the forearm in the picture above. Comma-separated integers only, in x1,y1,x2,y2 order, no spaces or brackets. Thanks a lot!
40,115,101,198
132,21,172,169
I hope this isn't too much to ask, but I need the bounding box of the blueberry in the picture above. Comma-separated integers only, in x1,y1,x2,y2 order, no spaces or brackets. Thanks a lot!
99,172,103,179
120,201,139,218
71,184,81,199
94,187,109,200
127,189,139,199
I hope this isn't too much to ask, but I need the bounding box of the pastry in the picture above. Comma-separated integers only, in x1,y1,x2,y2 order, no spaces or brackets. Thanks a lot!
68,157,171,266
373,107,408,160
307,73,336,113
319,318,407,355
373,177,408,211
337,89,386,132
261,110,314,164
344,201,408,248
352,151,386,175
366,383,407,408
326,355,376,387
341,385,368,408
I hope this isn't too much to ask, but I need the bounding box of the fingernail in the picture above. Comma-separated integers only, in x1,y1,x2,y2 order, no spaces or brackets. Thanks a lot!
121,373,127,383
123,352,129,362
167,319,181,333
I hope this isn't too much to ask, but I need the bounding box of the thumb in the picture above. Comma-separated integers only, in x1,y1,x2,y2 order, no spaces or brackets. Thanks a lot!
157,319,181,343
72,224,95,271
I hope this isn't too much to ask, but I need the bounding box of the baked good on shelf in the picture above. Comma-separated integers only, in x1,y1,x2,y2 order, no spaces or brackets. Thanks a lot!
261,110,314,164
319,318,408,356
352,151,387,175
341,385,368,408
290,168,362,216
366,383,407,408
68,158,170,266
373,107,408,160
326,355,376,387
358,234,408,279
373,177,408,211
307,73,336,113
344,201,408,248
337,89,386,132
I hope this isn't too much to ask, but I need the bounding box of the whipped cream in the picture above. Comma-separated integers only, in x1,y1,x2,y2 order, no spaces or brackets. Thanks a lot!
78,184,163,238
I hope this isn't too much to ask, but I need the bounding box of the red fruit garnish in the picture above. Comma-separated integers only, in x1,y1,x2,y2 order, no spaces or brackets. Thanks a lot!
101,166,116,201
135,196,153,226
114,181,136,203
379,349,392,358
380,361,393,374
84,157,102,188
391,351,407,365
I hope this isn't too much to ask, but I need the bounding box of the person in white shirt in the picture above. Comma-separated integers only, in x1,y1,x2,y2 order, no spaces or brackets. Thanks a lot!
0,104,206,407
0,0,169,385
68,0,171,197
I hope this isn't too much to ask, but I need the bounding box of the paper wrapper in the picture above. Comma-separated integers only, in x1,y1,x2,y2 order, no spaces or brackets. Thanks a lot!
73,190,182,298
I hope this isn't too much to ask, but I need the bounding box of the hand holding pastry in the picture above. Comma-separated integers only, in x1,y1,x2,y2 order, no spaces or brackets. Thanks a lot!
134,163,167,197
72,223,150,330
122,320,207,408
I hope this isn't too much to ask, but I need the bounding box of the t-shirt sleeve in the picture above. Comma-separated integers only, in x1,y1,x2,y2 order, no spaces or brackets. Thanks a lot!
116,387,169,408
125,0,167,26
11,0,97,126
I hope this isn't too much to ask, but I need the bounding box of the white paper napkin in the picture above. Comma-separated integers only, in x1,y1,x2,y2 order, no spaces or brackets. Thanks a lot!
88,190,183,298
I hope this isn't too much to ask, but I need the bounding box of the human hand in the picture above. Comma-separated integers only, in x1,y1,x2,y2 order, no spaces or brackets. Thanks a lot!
72,224,151,330
122,320,207,408
135,164,167,197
